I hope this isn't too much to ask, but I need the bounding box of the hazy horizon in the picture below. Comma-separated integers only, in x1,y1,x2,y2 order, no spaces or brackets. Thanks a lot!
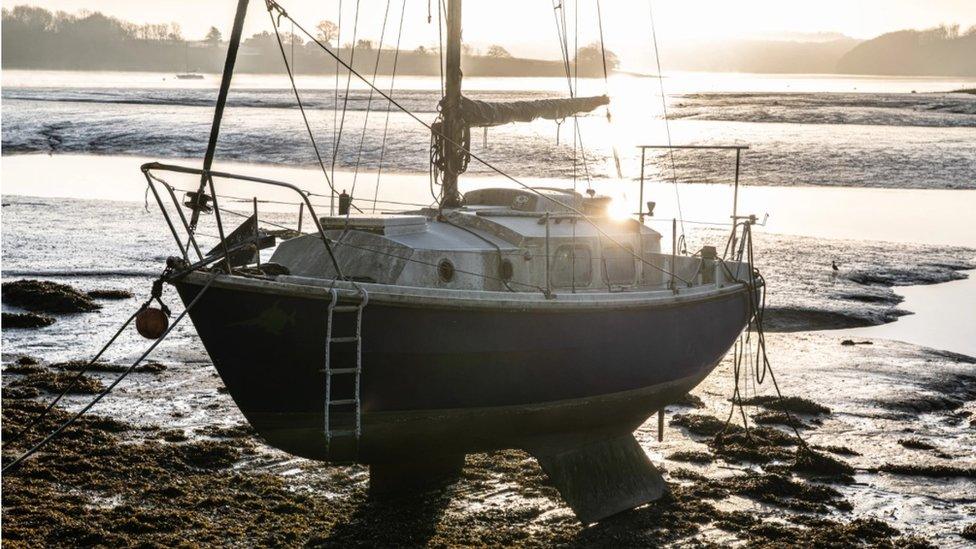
5,0,976,71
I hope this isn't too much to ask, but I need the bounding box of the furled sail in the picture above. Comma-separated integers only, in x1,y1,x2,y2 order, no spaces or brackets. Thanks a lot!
457,95,610,128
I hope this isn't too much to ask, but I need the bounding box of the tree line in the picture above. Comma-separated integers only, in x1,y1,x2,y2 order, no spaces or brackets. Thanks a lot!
2,6,618,77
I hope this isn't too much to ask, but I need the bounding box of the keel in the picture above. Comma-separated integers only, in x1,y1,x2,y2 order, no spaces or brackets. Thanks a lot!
528,432,667,524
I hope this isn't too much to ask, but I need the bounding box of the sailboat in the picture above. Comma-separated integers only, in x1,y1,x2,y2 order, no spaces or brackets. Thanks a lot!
176,41,204,79
142,0,760,523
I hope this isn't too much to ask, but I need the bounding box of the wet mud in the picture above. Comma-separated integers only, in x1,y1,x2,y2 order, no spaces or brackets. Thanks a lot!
0,388,934,547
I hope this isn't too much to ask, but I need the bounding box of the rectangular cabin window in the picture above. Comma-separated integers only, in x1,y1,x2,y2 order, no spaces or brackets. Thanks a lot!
603,243,636,285
551,245,592,288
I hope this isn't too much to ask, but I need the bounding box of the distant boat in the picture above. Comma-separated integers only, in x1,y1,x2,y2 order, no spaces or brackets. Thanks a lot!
175,42,204,80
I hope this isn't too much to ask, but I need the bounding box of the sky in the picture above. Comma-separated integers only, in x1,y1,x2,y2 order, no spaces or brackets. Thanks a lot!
8,0,976,68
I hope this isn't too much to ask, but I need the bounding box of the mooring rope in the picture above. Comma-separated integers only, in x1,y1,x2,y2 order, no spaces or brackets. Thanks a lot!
4,309,142,447
2,273,219,474
718,223,807,447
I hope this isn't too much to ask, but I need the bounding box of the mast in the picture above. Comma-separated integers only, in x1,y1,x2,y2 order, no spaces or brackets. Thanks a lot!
440,0,463,208
188,0,250,232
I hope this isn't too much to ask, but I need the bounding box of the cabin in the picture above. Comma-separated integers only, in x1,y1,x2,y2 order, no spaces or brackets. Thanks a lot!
268,187,718,294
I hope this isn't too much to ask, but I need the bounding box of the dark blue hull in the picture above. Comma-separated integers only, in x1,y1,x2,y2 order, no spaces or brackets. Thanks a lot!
175,277,751,462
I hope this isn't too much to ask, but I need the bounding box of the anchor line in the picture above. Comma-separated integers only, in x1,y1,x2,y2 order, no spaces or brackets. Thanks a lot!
3,271,176,448
2,273,218,474
717,222,808,449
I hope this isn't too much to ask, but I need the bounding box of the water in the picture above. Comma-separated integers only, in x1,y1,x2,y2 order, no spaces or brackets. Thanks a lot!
839,270,976,357
3,70,975,189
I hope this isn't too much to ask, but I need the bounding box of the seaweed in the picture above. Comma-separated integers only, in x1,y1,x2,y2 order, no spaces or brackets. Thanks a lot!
670,413,740,437
726,472,851,513
897,438,937,451
739,395,831,415
753,409,810,428
87,289,133,300
666,450,714,464
6,369,104,394
2,312,56,329
790,448,855,480
877,464,976,478
813,444,861,457
1,279,100,313
52,360,167,374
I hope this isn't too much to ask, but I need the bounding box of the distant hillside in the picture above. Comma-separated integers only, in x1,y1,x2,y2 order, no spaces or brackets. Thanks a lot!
660,37,861,74
837,26,976,76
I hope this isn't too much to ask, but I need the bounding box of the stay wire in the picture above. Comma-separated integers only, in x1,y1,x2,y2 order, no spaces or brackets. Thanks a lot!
372,0,407,213
648,1,686,253
331,0,361,179
266,4,340,203
2,273,219,474
3,308,142,448
348,0,391,205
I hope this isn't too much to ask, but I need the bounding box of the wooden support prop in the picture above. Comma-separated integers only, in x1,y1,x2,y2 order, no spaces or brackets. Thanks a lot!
658,409,664,442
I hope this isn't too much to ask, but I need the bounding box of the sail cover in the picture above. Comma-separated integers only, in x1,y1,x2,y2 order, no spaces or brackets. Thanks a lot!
457,95,610,127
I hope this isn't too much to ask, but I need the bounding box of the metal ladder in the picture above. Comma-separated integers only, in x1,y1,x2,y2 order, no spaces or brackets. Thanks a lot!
323,286,368,449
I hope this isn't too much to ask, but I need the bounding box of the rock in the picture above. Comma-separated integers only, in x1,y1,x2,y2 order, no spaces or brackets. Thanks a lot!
3,312,56,328
841,339,873,346
1,279,100,313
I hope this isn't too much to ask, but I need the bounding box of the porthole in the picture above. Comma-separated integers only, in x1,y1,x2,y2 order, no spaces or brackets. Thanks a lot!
499,259,514,281
437,259,455,282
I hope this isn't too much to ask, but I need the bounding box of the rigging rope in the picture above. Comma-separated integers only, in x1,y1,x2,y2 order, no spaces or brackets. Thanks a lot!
717,222,808,447
372,0,407,213
348,0,392,207
331,0,361,180
648,1,686,254
3,308,142,447
264,0,690,285
266,5,339,204
595,0,623,179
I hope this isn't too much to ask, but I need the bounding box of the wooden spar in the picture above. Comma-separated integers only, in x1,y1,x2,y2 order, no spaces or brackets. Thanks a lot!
189,0,250,231
440,0,463,208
